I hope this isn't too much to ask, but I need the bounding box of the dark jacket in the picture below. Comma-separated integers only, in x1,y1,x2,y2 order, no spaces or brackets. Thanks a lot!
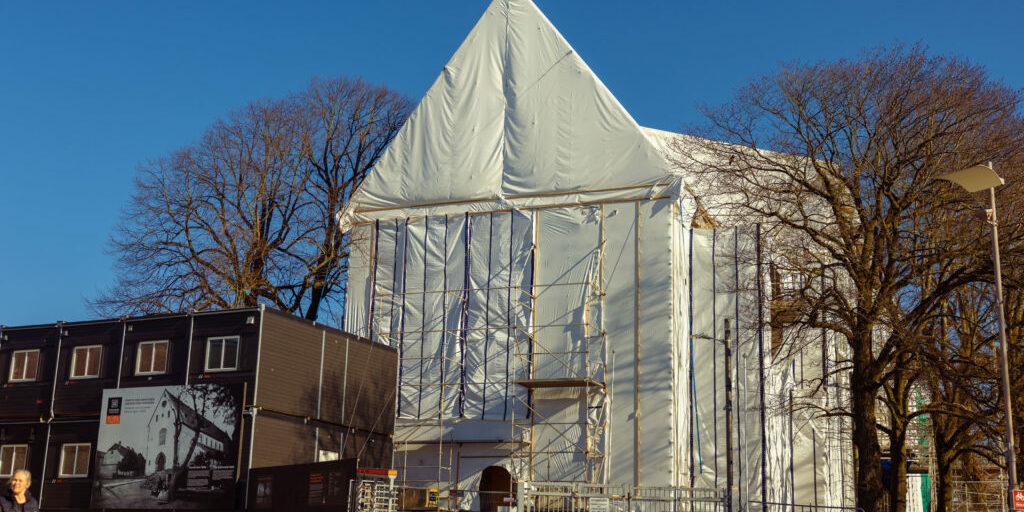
0,489,39,512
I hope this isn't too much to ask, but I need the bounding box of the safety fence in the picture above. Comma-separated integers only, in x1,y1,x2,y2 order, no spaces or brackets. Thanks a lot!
760,502,864,512
349,480,871,512
349,478,400,512
350,482,725,512
951,480,1006,512
516,482,726,512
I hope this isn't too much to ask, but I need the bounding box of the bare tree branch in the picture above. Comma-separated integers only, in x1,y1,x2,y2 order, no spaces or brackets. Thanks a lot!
92,76,413,324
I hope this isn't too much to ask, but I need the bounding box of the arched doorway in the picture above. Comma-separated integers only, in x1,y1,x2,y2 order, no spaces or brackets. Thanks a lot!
479,466,513,512
155,452,166,472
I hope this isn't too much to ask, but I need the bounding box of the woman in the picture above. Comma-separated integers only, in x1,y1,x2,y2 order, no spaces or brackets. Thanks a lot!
0,470,38,512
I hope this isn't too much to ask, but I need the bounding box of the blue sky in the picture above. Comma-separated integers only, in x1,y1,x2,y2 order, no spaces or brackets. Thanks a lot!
2,1,1022,327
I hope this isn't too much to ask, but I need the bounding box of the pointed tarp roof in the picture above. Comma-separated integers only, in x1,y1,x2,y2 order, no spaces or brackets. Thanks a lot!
339,0,677,228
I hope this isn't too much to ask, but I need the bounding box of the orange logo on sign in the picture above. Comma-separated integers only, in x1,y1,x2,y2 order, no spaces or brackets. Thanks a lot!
105,415,120,425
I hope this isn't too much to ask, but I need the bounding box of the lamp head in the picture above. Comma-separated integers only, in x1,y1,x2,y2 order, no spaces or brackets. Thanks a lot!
939,165,1005,193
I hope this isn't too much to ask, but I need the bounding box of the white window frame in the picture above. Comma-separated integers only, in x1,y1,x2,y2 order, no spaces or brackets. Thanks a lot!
58,442,91,478
70,345,103,379
317,449,339,463
0,444,28,477
8,349,40,383
135,340,170,376
204,336,239,372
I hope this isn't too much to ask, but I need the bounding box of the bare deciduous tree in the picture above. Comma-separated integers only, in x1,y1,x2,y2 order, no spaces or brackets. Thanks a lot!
923,287,1004,512
94,76,413,323
672,44,1024,512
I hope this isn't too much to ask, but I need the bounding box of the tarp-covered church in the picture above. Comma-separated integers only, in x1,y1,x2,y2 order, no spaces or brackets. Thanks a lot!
339,1,853,510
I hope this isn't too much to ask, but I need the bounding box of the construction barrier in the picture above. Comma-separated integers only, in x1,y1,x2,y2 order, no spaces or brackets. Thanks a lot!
516,482,726,512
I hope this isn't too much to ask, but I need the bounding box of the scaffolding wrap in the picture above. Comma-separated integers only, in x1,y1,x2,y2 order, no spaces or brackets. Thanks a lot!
337,0,854,509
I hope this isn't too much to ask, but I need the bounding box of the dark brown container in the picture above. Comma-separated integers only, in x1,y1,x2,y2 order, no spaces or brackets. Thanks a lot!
0,307,397,511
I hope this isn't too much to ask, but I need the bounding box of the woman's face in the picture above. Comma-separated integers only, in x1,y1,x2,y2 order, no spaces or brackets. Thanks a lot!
8,472,29,496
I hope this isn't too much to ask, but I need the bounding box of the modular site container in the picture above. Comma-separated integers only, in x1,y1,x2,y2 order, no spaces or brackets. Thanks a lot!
0,307,396,511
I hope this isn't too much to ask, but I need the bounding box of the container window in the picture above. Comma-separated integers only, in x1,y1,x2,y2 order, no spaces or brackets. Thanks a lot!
136,340,169,375
8,349,40,383
205,336,239,372
0,444,28,477
59,443,90,477
70,345,103,379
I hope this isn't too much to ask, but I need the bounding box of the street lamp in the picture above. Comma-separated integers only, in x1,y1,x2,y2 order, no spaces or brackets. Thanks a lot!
939,163,1017,497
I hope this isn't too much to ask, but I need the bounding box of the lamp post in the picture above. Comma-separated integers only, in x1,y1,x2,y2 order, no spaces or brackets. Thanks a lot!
939,163,1017,498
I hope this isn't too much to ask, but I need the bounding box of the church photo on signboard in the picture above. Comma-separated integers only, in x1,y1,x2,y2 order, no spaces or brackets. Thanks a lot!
91,383,241,509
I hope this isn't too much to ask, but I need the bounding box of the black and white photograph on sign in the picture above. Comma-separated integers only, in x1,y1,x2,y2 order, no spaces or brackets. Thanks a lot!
92,383,241,509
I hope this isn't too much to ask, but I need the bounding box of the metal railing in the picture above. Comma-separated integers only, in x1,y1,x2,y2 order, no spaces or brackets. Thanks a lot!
386,482,866,512
951,480,1006,512
760,502,864,512
517,482,726,512
350,479,400,512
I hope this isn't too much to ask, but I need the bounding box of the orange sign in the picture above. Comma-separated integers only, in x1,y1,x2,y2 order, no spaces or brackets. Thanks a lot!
105,415,120,424
1013,489,1024,510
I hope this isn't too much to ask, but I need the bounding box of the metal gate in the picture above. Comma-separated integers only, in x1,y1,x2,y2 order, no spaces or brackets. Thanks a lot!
517,482,726,512
349,478,399,512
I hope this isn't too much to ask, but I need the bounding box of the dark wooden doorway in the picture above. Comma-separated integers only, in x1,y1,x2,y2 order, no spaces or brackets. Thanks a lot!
479,466,513,512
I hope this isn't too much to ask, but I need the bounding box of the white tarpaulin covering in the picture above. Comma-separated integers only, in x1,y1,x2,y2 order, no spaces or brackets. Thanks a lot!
355,212,534,421
336,0,678,230
689,227,771,508
340,0,851,507
764,316,855,509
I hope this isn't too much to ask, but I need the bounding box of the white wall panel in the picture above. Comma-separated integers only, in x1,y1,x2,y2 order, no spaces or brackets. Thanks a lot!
392,441,458,488
530,388,587,482
344,223,373,338
671,206,689,487
418,216,452,418
440,215,469,417
602,202,638,485
464,213,494,418
461,211,533,421
369,213,535,421
636,199,675,486
691,230,721,488
534,207,600,380
403,218,428,418
712,226,737,504
735,226,767,510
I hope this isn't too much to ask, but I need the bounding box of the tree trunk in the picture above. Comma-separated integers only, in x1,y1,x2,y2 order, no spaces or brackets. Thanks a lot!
852,368,884,512
888,427,908,512
932,455,953,512
305,263,328,320
168,417,203,500
887,362,911,512
168,422,183,500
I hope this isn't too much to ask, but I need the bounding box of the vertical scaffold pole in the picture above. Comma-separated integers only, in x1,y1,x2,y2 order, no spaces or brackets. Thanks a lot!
724,318,733,512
